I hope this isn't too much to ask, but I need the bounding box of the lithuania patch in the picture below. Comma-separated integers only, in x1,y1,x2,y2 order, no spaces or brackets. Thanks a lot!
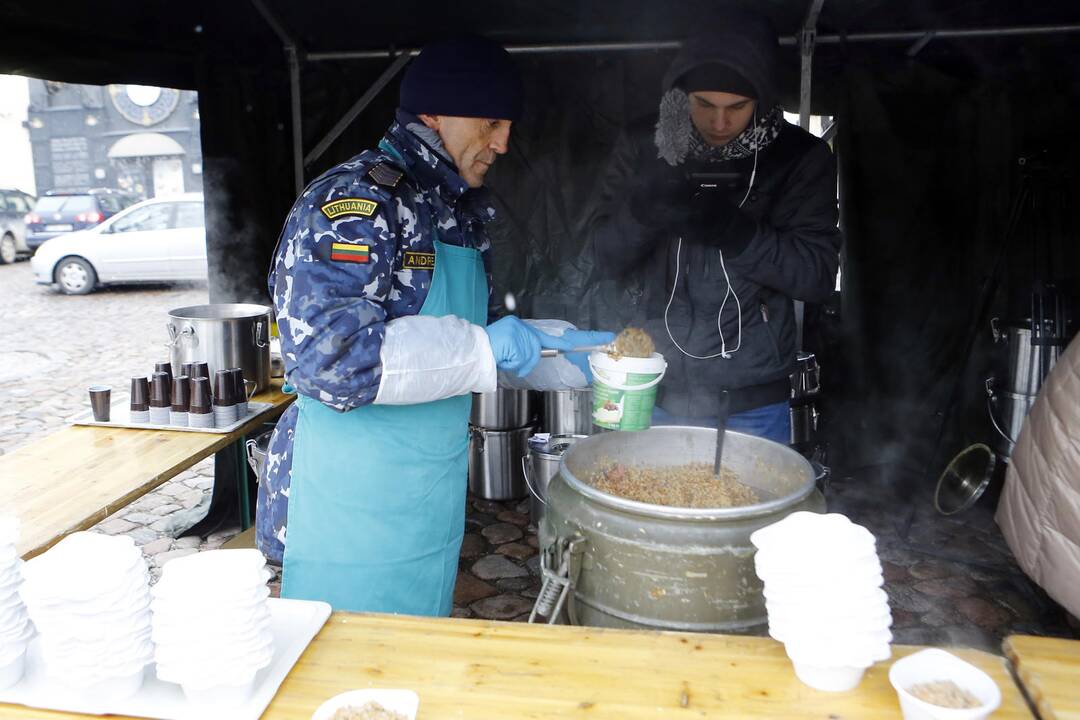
329,241,370,264
321,198,378,220
401,251,435,271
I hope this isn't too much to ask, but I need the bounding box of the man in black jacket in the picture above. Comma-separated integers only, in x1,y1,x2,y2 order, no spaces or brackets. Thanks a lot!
590,13,840,443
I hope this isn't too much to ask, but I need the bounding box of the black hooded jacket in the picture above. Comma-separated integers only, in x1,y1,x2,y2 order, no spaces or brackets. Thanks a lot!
589,17,841,418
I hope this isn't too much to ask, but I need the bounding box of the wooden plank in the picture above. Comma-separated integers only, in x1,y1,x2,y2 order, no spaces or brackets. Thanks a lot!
1,380,294,559
0,614,1034,719
1004,634,1080,720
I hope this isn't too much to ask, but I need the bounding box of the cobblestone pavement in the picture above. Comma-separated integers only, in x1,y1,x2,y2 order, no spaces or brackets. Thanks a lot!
826,464,1077,650
4,260,1075,641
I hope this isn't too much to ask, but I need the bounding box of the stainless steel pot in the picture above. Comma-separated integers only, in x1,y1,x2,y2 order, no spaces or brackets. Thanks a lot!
538,426,824,632
468,425,532,500
167,304,272,392
470,388,532,429
542,389,593,435
524,434,587,528
992,318,1062,396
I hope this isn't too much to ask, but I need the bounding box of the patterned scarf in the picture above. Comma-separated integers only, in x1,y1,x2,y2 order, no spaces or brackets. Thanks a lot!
655,88,783,166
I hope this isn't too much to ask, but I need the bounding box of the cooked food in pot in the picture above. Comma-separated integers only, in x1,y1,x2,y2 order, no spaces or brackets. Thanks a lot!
330,702,409,720
589,461,758,508
610,327,655,360
908,680,981,709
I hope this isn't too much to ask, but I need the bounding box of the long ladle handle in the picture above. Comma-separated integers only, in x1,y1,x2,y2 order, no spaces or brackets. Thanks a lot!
714,390,731,477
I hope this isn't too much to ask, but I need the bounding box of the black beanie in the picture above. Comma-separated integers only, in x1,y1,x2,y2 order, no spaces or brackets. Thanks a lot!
399,35,523,121
678,63,758,100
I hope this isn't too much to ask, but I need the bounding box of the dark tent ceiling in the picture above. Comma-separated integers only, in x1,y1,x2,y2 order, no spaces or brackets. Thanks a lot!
2,0,1078,90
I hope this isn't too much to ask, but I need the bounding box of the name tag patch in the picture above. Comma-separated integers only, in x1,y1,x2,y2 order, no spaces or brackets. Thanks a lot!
330,241,370,264
401,251,435,271
321,198,377,220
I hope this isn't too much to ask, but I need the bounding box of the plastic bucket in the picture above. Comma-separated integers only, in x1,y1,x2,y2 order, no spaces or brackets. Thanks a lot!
588,351,667,431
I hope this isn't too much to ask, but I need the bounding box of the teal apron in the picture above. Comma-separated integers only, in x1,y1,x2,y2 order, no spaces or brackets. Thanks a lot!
281,240,487,615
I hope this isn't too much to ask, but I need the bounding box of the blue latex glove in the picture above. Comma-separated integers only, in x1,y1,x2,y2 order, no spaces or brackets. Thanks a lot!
559,329,617,383
485,316,578,377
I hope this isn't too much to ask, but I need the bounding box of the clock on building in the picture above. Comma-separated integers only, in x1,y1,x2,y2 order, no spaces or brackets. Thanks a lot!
108,85,180,126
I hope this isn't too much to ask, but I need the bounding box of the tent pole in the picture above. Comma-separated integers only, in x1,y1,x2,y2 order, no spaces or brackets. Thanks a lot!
795,0,826,353
799,0,826,130
305,24,1080,62
304,52,413,169
251,0,305,194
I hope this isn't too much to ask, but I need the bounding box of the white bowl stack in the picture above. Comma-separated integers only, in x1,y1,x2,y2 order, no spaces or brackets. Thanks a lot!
0,517,34,689
151,549,274,708
751,511,893,692
19,531,153,700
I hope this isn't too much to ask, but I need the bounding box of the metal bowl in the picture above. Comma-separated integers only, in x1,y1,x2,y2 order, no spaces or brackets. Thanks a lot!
934,443,996,515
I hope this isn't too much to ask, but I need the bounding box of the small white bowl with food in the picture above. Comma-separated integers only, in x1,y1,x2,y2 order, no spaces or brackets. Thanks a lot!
888,648,1002,720
312,689,420,720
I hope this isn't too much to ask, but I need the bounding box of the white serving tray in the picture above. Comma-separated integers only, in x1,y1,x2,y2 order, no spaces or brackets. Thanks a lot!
71,401,276,434
0,597,331,720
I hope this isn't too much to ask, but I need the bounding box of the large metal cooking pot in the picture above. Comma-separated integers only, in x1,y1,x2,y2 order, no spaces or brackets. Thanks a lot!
539,426,824,632
470,388,532,430
468,426,531,500
992,318,1062,396
167,304,272,393
542,389,593,435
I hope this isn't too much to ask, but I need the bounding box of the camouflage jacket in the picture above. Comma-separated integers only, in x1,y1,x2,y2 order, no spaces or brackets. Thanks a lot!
256,113,496,563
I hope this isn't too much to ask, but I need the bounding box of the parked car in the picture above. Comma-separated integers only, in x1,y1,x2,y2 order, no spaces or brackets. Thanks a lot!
0,188,36,264
25,188,139,252
31,193,207,295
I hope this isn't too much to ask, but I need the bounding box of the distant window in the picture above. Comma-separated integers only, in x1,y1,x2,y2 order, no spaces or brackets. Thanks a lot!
35,196,95,214
111,204,173,233
6,196,28,213
97,196,121,214
173,203,205,229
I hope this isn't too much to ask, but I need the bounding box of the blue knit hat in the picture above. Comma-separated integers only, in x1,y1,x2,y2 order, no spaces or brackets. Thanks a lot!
399,35,523,121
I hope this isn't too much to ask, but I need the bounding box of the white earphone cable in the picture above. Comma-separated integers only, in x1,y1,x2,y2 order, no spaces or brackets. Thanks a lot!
664,108,758,361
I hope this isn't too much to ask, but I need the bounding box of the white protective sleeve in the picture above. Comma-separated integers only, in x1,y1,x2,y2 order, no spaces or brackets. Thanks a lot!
373,314,497,405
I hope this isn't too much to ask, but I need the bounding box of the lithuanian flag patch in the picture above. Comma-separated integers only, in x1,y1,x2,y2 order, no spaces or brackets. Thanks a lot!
330,241,370,264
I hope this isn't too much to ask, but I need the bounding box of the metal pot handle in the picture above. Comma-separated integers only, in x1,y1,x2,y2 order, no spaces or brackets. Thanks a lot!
244,439,261,482
522,455,546,507
470,426,485,453
985,376,1016,445
255,320,269,349
165,322,196,349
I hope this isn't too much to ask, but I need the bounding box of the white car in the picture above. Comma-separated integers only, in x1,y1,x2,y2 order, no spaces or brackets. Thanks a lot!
31,193,207,295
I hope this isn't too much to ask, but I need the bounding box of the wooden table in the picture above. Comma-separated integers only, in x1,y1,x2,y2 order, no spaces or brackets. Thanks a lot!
0,379,294,559
0,613,1034,719
1004,634,1080,720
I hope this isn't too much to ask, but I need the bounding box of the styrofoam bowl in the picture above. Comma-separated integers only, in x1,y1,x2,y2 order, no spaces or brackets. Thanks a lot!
311,689,421,720
151,597,271,628
785,636,892,667
181,673,257,708
760,570,885,595
51,664,146,700
888,649,1002,720
755,552,882,579
750,512,877,552
792,659,868,692
0,646,25,689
